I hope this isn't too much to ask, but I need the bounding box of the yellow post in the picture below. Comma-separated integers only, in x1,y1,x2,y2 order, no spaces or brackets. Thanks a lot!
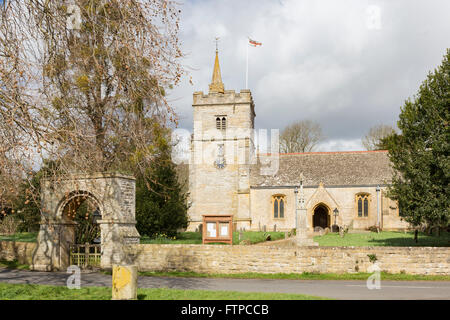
112,265,138,300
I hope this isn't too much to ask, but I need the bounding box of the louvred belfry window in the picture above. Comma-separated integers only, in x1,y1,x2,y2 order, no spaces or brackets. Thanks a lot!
221,117,226,130
216,117,221,129
215,116,227,130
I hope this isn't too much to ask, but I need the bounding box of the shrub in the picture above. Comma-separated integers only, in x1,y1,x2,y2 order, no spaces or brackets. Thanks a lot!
367,225,381,233
367,254,378,263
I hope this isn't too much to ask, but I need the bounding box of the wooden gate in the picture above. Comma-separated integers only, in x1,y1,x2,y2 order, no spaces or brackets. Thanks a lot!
69,243,101,268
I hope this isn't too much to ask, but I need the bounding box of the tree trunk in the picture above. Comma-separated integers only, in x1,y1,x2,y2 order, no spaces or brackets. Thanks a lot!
414,229,418,243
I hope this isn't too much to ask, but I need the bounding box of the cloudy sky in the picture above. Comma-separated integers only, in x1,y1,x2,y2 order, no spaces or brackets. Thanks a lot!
167,0,449,151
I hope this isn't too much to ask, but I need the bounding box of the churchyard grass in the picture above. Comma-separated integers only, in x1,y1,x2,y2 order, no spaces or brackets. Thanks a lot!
0,283,329,300
140,231,285,245
313,231,450,247
0,232,38,242
1,231,448,247
0,231,284,245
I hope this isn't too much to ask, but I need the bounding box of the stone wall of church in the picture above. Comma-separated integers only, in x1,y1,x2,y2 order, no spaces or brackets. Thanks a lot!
249,185,409,231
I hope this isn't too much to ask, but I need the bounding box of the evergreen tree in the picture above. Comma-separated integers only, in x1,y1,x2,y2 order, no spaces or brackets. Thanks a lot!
135,143,189,238
384,49,450,238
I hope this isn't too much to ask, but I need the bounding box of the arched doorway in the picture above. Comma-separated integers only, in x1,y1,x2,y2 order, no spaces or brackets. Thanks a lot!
313,204,330,229
61,191,102,244
59,191,102,269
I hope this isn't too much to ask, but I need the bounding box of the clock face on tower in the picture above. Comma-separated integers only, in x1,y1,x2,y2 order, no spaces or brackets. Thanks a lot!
214,157,226,169
214,143,226,169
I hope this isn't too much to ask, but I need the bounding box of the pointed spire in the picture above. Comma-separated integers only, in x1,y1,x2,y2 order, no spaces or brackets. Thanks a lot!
209,47,224,94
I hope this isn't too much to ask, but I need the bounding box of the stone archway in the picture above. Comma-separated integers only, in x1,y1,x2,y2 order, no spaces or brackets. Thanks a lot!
31,173,140,271
313,204,330,229
56,190,102,269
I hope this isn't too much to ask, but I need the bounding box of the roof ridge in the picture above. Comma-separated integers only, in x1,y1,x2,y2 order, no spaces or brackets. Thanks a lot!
258,150,388,156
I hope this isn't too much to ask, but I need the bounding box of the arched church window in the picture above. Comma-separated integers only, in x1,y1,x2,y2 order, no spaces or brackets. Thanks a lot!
274,199,278,218
279,198,284,218
272,195,286,219
356,193,370,217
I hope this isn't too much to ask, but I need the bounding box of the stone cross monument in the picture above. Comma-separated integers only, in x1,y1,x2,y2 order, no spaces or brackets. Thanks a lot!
295,173,318,246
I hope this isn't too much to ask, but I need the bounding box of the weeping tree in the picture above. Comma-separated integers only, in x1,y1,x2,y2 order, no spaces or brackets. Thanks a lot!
0,1,184,224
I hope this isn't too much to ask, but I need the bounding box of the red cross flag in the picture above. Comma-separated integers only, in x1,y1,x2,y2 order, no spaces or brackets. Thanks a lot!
248,38,262,47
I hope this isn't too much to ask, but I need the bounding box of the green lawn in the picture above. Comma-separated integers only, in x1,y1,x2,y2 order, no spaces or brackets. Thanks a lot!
313,231,450,247
0,232,38,242
0,231,285,245
140,231,286,245
0,283,328,300
2,230,449,247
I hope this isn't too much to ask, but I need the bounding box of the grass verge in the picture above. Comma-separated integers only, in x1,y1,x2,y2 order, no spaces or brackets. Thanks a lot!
134,270,450,282
0,283,329,300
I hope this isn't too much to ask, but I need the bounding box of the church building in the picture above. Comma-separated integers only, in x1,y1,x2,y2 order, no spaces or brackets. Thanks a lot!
187,49,409,232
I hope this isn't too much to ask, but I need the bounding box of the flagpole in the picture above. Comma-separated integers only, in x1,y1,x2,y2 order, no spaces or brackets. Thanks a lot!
245,39,249,89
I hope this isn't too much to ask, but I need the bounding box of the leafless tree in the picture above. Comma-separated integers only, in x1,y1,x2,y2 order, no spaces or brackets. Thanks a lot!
279,120,324,153
0,0,184,215
362,124,396,151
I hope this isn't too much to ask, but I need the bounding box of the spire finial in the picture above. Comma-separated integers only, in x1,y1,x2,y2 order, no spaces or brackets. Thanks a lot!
215,37,220,52
209,37,224,93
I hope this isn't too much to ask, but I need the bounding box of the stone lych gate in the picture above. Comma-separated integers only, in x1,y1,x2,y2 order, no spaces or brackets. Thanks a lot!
31,173,140,271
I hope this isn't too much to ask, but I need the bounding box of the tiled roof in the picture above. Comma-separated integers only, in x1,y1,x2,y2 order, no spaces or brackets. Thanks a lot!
250,150,393,187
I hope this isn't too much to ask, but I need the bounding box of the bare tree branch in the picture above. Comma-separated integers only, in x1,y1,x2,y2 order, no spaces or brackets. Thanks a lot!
0,0,185,213
362,124,396,150
280,120,324,153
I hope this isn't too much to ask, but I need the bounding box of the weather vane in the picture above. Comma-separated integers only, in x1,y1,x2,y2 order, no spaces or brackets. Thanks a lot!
214,37,220,51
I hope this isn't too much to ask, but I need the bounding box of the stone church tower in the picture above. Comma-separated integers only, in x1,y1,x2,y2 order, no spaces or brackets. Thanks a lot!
187,49,256,231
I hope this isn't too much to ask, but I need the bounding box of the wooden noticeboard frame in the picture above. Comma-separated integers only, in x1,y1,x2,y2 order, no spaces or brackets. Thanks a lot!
202,214,233,245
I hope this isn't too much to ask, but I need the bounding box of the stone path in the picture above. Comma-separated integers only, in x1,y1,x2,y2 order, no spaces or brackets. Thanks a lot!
1,267,449,300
